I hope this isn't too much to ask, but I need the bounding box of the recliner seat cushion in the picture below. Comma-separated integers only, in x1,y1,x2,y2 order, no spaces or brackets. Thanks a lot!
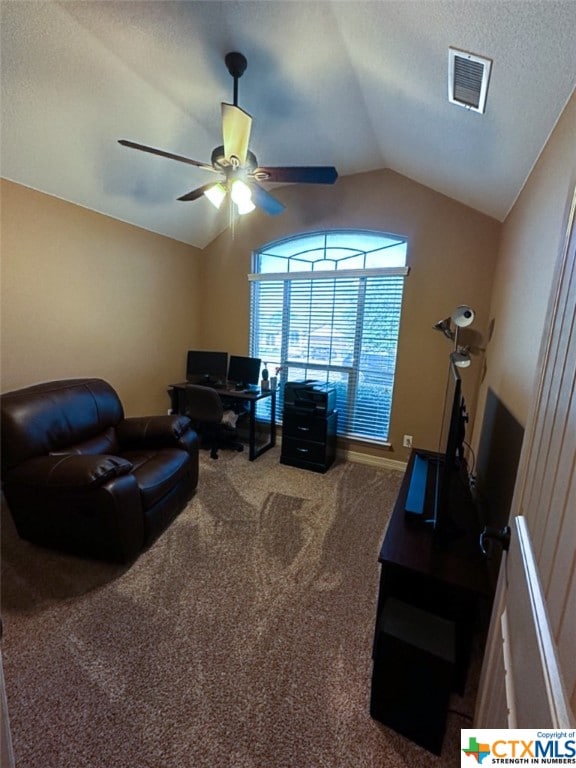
120,448,191,509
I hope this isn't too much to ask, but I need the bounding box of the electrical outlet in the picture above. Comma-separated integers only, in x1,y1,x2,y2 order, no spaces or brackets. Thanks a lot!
403,434,413,448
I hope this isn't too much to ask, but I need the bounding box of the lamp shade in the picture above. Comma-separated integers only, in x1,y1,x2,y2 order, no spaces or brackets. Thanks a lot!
204,183,227,210
433,317,455,340
451,349,471,368
230,179,255,215
452,305,475,328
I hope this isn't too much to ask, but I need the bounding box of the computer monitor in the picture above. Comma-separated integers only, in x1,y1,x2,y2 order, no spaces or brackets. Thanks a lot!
227,355,261,388
186,350,228,385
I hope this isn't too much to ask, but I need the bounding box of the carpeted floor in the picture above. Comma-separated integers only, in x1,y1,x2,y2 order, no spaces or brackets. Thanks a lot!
1,448,478,767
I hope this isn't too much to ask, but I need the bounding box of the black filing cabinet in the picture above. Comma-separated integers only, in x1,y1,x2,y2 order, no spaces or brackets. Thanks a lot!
280,408,337,473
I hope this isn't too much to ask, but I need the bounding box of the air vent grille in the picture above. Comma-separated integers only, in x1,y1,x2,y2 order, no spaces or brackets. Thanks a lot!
448,48,492,114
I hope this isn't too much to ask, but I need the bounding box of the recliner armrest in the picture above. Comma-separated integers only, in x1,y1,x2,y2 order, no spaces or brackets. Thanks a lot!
5,454,133,489
117,415,197,452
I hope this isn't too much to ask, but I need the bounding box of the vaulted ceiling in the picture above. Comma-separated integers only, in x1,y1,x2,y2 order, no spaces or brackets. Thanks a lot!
1,1,575,249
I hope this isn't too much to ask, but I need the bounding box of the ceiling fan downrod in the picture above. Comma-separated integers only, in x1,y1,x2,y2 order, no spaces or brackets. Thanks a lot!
225,51,247,107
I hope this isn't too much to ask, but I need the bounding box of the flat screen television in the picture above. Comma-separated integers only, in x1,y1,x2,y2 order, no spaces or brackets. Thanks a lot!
227,355,261,388
186,350,228,385
432,359,468,539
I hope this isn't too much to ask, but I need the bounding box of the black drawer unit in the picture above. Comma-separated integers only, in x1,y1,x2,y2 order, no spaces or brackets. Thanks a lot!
370,597,456,755
280,409,337,473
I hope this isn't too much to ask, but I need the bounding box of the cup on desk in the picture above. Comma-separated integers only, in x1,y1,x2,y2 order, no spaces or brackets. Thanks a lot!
261,378,270,391
270,376,278,390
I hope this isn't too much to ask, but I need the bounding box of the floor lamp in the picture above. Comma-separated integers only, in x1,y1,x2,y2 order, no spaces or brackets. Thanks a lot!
433,305,475,367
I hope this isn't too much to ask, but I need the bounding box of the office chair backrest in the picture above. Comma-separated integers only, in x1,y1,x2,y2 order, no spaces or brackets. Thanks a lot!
183,385,224,424
183,384,244,460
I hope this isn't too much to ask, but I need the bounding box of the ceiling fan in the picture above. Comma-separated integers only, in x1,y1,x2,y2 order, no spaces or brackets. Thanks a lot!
118,51,338,217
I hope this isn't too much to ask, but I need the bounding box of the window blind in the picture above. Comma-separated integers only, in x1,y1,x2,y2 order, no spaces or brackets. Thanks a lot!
249,270,406,443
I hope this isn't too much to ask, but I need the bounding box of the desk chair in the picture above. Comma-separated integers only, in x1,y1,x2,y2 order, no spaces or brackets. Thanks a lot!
183,385,244,459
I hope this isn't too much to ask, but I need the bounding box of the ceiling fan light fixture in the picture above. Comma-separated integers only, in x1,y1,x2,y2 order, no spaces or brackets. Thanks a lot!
231,179,255,214
118,51,337,223
235,198,256,215
204,183,227,210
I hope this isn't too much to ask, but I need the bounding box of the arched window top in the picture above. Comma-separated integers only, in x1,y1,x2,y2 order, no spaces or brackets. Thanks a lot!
255,230,407,274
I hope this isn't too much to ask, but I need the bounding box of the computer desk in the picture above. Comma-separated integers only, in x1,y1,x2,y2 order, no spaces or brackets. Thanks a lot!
168,383,276,461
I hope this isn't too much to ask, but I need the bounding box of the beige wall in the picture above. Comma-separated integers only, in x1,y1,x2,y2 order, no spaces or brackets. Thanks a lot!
471,91,576,449
0,169,503,464
473,91,576,719
0,179,202,415
200,169,501,461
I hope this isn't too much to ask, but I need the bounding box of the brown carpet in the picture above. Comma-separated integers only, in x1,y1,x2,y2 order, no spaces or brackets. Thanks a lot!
1,448,477,767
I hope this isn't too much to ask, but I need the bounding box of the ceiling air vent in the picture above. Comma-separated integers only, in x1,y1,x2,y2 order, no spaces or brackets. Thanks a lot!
448,47,492,114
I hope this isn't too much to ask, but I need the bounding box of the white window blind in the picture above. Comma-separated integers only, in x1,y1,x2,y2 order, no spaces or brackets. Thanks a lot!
249,231,408,443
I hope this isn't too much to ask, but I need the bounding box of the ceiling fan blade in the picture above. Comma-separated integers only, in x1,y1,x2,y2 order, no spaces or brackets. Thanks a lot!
249,183,286,216
253,166,338,185
118,140,216,171
177,183,217,202
221,104,252,166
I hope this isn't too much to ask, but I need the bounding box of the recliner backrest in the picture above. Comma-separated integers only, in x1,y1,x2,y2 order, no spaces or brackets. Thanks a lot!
1,378,124,472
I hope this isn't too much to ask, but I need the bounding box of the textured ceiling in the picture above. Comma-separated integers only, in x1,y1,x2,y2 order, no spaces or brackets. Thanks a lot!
1,1,575,249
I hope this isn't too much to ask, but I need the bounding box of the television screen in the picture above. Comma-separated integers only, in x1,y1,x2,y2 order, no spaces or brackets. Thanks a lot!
186,350,228,384
433,359,466,538
227,355,261,387
438,359,464,470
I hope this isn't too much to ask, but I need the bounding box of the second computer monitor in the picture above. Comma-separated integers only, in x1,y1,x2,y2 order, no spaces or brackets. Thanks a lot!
227,355,261,388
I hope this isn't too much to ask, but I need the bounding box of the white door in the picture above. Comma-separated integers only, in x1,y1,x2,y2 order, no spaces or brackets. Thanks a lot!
475,516,573,727
474,186,576,727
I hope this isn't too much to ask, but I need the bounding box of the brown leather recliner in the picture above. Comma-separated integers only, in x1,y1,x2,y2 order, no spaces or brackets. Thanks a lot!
0,378,199,563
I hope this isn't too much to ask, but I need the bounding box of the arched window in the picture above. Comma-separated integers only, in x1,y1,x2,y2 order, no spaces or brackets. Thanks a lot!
249,230,409,443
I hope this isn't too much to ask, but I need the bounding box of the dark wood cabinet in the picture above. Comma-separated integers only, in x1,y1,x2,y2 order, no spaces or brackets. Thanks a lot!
280,409,337,473
370,449,491,754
